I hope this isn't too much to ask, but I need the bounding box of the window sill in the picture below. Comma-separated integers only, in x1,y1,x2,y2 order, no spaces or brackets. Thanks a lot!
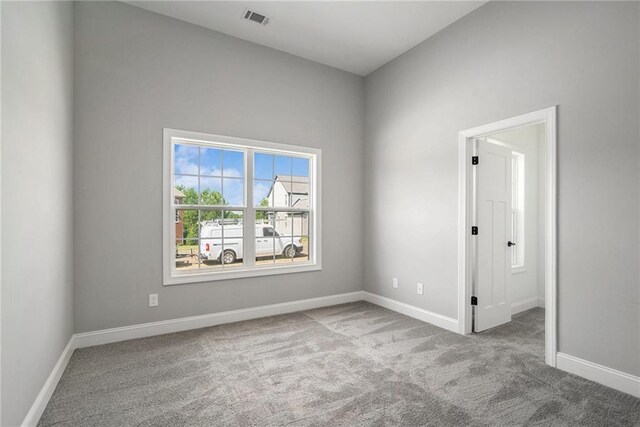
512,265,527,274
164,262,322,286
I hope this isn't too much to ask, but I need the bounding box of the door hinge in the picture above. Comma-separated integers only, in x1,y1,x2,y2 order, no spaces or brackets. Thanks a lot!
472,156,479,165
471,226,478,235
471,296,478,306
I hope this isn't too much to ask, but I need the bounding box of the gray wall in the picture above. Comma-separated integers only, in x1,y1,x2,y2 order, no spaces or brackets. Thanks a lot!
73,2,364,332
364,1,640,375
1,2,74,425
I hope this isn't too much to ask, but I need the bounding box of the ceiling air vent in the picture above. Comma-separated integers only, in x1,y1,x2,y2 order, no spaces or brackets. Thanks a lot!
243,9,270,25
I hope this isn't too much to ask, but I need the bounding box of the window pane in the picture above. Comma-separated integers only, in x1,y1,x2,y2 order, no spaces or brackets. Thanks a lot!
254,153,273,180
175,239,199,271
223,178,244,206
200,177,223,205
199,210,223,228
198,211,244,268
274,212,293,237
177,209,199,240
292,236,309,264
290,180,310,209
273,214,304,263
272,178,292,208
255,205,271,226
292,212,309,236
223,149,244,177
292,157,309,179
174,144,199,175
199,239,221,269
255,213,276,265
274,155,292,179
254,179,273,207
221,211,244,267
174,177,198,204
255,236,276,265
200,147,222,176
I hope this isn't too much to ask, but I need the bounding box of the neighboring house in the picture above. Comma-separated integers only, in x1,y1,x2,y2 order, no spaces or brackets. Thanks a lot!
268,175,310,209
267,176,310,236
175,189,185,243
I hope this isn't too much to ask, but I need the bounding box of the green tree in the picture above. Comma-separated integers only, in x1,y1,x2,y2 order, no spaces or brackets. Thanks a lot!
256,198,270,220
176,185,227,242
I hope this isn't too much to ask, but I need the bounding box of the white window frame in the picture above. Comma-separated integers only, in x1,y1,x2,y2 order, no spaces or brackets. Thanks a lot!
163,128,322,285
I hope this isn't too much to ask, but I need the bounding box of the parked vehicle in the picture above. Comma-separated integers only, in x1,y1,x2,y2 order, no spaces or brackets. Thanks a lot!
199,221,302,264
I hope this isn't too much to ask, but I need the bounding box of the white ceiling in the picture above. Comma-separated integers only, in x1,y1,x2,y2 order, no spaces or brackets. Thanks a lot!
125,1,486,76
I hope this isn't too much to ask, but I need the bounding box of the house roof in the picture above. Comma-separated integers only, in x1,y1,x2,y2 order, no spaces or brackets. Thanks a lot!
273,176,309,194
175,189,185,198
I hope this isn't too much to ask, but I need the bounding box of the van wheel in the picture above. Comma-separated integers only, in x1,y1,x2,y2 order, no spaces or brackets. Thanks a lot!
221,250,236,264
283,245,297,259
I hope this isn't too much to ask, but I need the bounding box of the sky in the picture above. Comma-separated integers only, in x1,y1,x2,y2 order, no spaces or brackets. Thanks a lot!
174,143,309,207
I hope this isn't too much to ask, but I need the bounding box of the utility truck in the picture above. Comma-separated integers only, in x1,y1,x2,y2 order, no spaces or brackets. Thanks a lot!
199,220,303,264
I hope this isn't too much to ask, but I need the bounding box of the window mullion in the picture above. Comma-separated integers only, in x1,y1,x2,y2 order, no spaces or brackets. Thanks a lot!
244,148,256,267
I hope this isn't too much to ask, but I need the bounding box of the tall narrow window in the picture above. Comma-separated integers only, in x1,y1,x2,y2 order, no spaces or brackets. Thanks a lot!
163,129,321,285
511,152,525,269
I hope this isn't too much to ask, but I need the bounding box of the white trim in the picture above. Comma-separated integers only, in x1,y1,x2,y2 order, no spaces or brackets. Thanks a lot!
556,353,640,398
362,292,459,333
537,296,545,308
458,106,557,367
21,337,75,427
74,290,459,349
163,128,322,285
74,291,362,348
511,297,539,315
164,263,322,286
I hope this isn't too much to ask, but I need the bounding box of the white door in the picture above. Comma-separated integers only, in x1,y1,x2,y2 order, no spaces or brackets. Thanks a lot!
474,139,513,332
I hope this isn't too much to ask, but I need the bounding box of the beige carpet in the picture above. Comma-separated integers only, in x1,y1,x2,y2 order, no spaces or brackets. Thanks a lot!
38,303,639,426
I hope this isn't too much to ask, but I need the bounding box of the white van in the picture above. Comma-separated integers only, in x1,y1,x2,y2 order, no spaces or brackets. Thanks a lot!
199,221,303,264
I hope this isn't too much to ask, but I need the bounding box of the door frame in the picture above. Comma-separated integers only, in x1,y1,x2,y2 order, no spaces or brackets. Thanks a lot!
457,106,557,367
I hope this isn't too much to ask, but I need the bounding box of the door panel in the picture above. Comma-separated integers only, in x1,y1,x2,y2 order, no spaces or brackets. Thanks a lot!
475,139,512,332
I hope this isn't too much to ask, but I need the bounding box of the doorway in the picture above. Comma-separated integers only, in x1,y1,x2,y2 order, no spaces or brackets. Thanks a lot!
457,106,557,367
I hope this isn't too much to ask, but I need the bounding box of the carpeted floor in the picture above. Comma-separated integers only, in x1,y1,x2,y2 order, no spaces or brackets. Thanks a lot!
39,302,639,426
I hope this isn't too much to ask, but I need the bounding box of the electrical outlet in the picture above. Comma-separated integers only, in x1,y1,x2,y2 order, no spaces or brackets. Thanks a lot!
417,283,423,295
392,278,399,289
149,293,159,307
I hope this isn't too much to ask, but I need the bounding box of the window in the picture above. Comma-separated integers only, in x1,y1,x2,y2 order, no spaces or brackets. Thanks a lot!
163,129,321,285
511,152,525,270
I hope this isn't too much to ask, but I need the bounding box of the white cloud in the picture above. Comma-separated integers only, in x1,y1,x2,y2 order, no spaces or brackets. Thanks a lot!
175,175,198,189
175,149,241,178
253,181,272,205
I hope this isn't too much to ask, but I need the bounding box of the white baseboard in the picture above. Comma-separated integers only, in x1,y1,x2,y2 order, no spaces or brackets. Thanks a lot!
362,291,459,333
75,290,461,348
556,352,640,398
511,297,539,315
537,296,545,308
21,336,75,427
74,291,365,348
